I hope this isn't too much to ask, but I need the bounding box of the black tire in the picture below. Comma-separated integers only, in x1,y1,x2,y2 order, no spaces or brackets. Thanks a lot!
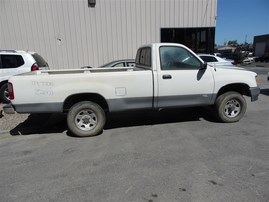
67,101,106,137
215,91,246,123
0,83,10,103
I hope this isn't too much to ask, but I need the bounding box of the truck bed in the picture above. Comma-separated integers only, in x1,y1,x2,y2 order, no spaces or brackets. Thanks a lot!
9,66,154,113
17,67,136,76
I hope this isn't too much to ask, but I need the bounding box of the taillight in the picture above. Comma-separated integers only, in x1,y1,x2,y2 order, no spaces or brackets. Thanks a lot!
8,83,14,100
31,63,39,71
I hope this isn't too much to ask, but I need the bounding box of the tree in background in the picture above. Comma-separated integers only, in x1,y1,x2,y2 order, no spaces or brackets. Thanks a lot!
227,40,238,46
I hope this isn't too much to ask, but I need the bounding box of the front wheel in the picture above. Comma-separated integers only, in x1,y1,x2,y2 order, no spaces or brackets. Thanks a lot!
67,101,106,137
215,92,247,123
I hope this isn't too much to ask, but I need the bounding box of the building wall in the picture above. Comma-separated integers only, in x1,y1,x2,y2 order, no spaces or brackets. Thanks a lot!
253,34,269,57
0,0,217,69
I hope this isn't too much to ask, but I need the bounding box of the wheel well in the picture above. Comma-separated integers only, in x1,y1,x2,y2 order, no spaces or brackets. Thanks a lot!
63,93,109,113
0,80,8,87
217,83,250,98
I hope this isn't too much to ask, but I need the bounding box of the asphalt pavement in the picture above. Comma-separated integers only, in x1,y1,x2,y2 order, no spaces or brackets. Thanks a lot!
0,63,268,202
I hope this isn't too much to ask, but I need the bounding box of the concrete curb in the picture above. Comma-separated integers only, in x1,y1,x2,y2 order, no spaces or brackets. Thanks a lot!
0,130,10,135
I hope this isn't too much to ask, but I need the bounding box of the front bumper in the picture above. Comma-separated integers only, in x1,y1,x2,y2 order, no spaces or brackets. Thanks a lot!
249,86,260,101
3,103,15,114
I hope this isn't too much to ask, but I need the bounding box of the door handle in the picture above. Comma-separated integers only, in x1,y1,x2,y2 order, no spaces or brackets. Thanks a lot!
162,74,172,79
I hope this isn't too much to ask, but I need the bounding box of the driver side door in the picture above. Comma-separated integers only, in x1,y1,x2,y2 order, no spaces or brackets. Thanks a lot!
157,46,215,108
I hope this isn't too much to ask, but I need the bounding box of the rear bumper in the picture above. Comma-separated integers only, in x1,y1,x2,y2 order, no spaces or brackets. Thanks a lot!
249,86,260,101
3,103,15,114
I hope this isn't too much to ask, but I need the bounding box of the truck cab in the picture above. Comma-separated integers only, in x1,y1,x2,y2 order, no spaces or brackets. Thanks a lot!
138,43,215,108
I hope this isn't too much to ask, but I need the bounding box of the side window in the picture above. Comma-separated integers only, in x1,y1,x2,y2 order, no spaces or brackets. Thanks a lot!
160,46,201,70
126,62,135,67
144,48,151,66
1,55,24,68
140,49,147,65
211,56,218,62
135,47,151,67
113,62,125,67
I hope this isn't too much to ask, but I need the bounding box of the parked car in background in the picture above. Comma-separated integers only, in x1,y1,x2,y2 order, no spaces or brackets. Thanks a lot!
214,53,222,57
243,57,255,65
100,59,135,67
198,54,235,67
0,50,49,103
81,59,135,69
221,53,238,64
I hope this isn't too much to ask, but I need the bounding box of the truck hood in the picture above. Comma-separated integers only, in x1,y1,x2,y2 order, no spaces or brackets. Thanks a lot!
212,65,257,76
207,63,245,71
208,64,258,88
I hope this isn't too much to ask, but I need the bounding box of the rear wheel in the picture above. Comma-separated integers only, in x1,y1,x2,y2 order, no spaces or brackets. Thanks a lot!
0,83,10,103
67,101,106,137
215,92,246,123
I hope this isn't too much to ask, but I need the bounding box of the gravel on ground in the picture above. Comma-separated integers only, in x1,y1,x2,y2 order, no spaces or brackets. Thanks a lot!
0,103,29,133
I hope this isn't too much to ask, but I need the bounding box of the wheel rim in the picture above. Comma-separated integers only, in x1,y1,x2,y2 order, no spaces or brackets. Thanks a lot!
75,109,97,131
224,99,241,118
4,87,10,100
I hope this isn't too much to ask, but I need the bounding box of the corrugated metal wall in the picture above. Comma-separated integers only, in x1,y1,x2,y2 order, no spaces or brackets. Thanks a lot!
0,0,217,69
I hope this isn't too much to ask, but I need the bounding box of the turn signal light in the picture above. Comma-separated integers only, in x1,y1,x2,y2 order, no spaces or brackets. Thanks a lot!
255,75,260,84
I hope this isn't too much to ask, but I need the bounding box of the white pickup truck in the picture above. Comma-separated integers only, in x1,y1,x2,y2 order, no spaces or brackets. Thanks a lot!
4,43,260,137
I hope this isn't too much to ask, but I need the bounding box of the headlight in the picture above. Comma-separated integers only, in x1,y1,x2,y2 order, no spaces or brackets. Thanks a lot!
255,75,260,83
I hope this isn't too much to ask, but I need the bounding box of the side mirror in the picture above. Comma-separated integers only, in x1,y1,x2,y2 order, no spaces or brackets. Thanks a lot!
201,62,207,70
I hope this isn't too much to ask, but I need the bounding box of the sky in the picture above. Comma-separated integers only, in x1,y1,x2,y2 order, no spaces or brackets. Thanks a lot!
215,0,269,45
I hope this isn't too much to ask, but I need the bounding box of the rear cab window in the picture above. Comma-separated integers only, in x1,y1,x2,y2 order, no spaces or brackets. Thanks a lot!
135,47,151,69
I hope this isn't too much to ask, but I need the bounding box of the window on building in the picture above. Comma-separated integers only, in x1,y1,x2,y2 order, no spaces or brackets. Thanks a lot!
161,27,215,54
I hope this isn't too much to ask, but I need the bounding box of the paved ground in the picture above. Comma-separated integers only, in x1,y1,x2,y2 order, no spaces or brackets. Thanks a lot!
0,64,268,202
